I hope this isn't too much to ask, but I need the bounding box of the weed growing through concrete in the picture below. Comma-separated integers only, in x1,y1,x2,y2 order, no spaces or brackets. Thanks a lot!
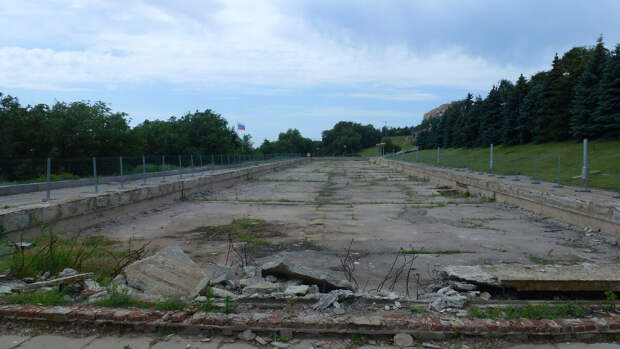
97,286,148,308
201,286,216,312
1,228,149,282
524,253,555,265
605,291,617,312
468,301,587,320
154,297,187,311
223,295,236,314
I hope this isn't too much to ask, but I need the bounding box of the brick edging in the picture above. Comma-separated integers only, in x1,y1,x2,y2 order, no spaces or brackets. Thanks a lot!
1,304,619,339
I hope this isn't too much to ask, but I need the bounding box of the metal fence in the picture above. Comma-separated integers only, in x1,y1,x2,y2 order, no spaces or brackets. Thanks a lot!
0,153,304,200
388,139,620,196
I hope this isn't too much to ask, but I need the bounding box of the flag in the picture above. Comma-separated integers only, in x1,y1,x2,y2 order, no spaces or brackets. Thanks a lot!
237,123,246,131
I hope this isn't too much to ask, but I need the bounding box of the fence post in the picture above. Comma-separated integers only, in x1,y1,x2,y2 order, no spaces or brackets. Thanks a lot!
416,149,419,162
120,156,124,189
498,154,505,178
531,154,540,184
45,157,51,201
211,154,215,166
142,155,147,185
190,155,194,176
162,155,166,180
512,154,520,181
577,138,590,192
553,155,562,188
92,157,98,193
437,147,440,165
199,155,203,169
489,144,494,174
178,155,183,179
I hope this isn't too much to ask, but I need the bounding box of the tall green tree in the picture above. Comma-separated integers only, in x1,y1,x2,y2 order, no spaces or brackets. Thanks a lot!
593,44,620,138
518,72,547,144
570,36,610,139
502,75,528,145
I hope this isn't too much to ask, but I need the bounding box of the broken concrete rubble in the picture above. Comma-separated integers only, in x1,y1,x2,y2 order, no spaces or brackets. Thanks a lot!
261,260,354,291
19,273,93,291
284,285,309,296
122,246,209,300
242,280,281,294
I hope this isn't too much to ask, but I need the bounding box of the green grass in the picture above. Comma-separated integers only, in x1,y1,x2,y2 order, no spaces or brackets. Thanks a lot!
357,136,416,156
0,229,146,282
154,297,187,311
96,286,149,308
468,301,588,320
198,218,270,247
393,140,620,191
2,286,68,306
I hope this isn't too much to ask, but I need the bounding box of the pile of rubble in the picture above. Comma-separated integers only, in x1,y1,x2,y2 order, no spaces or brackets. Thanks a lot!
420,280,490,313
0,246,407,311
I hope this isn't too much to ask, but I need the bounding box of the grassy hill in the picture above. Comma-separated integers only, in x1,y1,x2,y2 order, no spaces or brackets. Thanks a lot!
357,136,416,156
391,140,620,191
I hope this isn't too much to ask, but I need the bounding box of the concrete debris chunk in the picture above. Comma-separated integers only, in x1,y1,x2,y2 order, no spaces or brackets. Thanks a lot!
205,264,236,285
451,281,477,291
393,333,414,347
210,287,237,298
57,268,79,278
242,281,281,294
84,279,103,293
429,293,467,312
19,272,93,291
312,292,338,310
261,260,353,291
284,285,309,296
238,329,256,341
123,246,208,300
479,291,491,301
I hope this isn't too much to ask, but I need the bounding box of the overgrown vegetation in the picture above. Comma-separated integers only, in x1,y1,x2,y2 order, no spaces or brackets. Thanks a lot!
96,286,148,308
1,286,68,306
468,301,588,320
0,228,149,282
154,297,187,311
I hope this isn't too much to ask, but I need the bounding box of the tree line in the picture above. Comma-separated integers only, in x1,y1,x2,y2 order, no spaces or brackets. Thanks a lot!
0,92,406,159
0,96,247,159
415,37,620,150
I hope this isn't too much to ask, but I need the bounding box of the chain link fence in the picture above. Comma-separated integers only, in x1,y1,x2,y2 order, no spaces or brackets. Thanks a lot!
389,140,620,195
0,153,304,200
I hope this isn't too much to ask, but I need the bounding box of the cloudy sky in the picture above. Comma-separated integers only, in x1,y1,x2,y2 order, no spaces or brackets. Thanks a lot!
1,1,619,142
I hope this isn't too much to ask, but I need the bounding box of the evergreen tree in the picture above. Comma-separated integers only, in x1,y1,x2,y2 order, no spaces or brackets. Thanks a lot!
518,72,547,144
453,94,473,147
593,44,620,138
479,84,503,146
502,75,528,145
570,36,610,139
535,53,573,141
463,96,483,147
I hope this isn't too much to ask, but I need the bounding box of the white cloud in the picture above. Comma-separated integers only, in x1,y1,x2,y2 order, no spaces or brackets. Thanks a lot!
0,0,529,92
